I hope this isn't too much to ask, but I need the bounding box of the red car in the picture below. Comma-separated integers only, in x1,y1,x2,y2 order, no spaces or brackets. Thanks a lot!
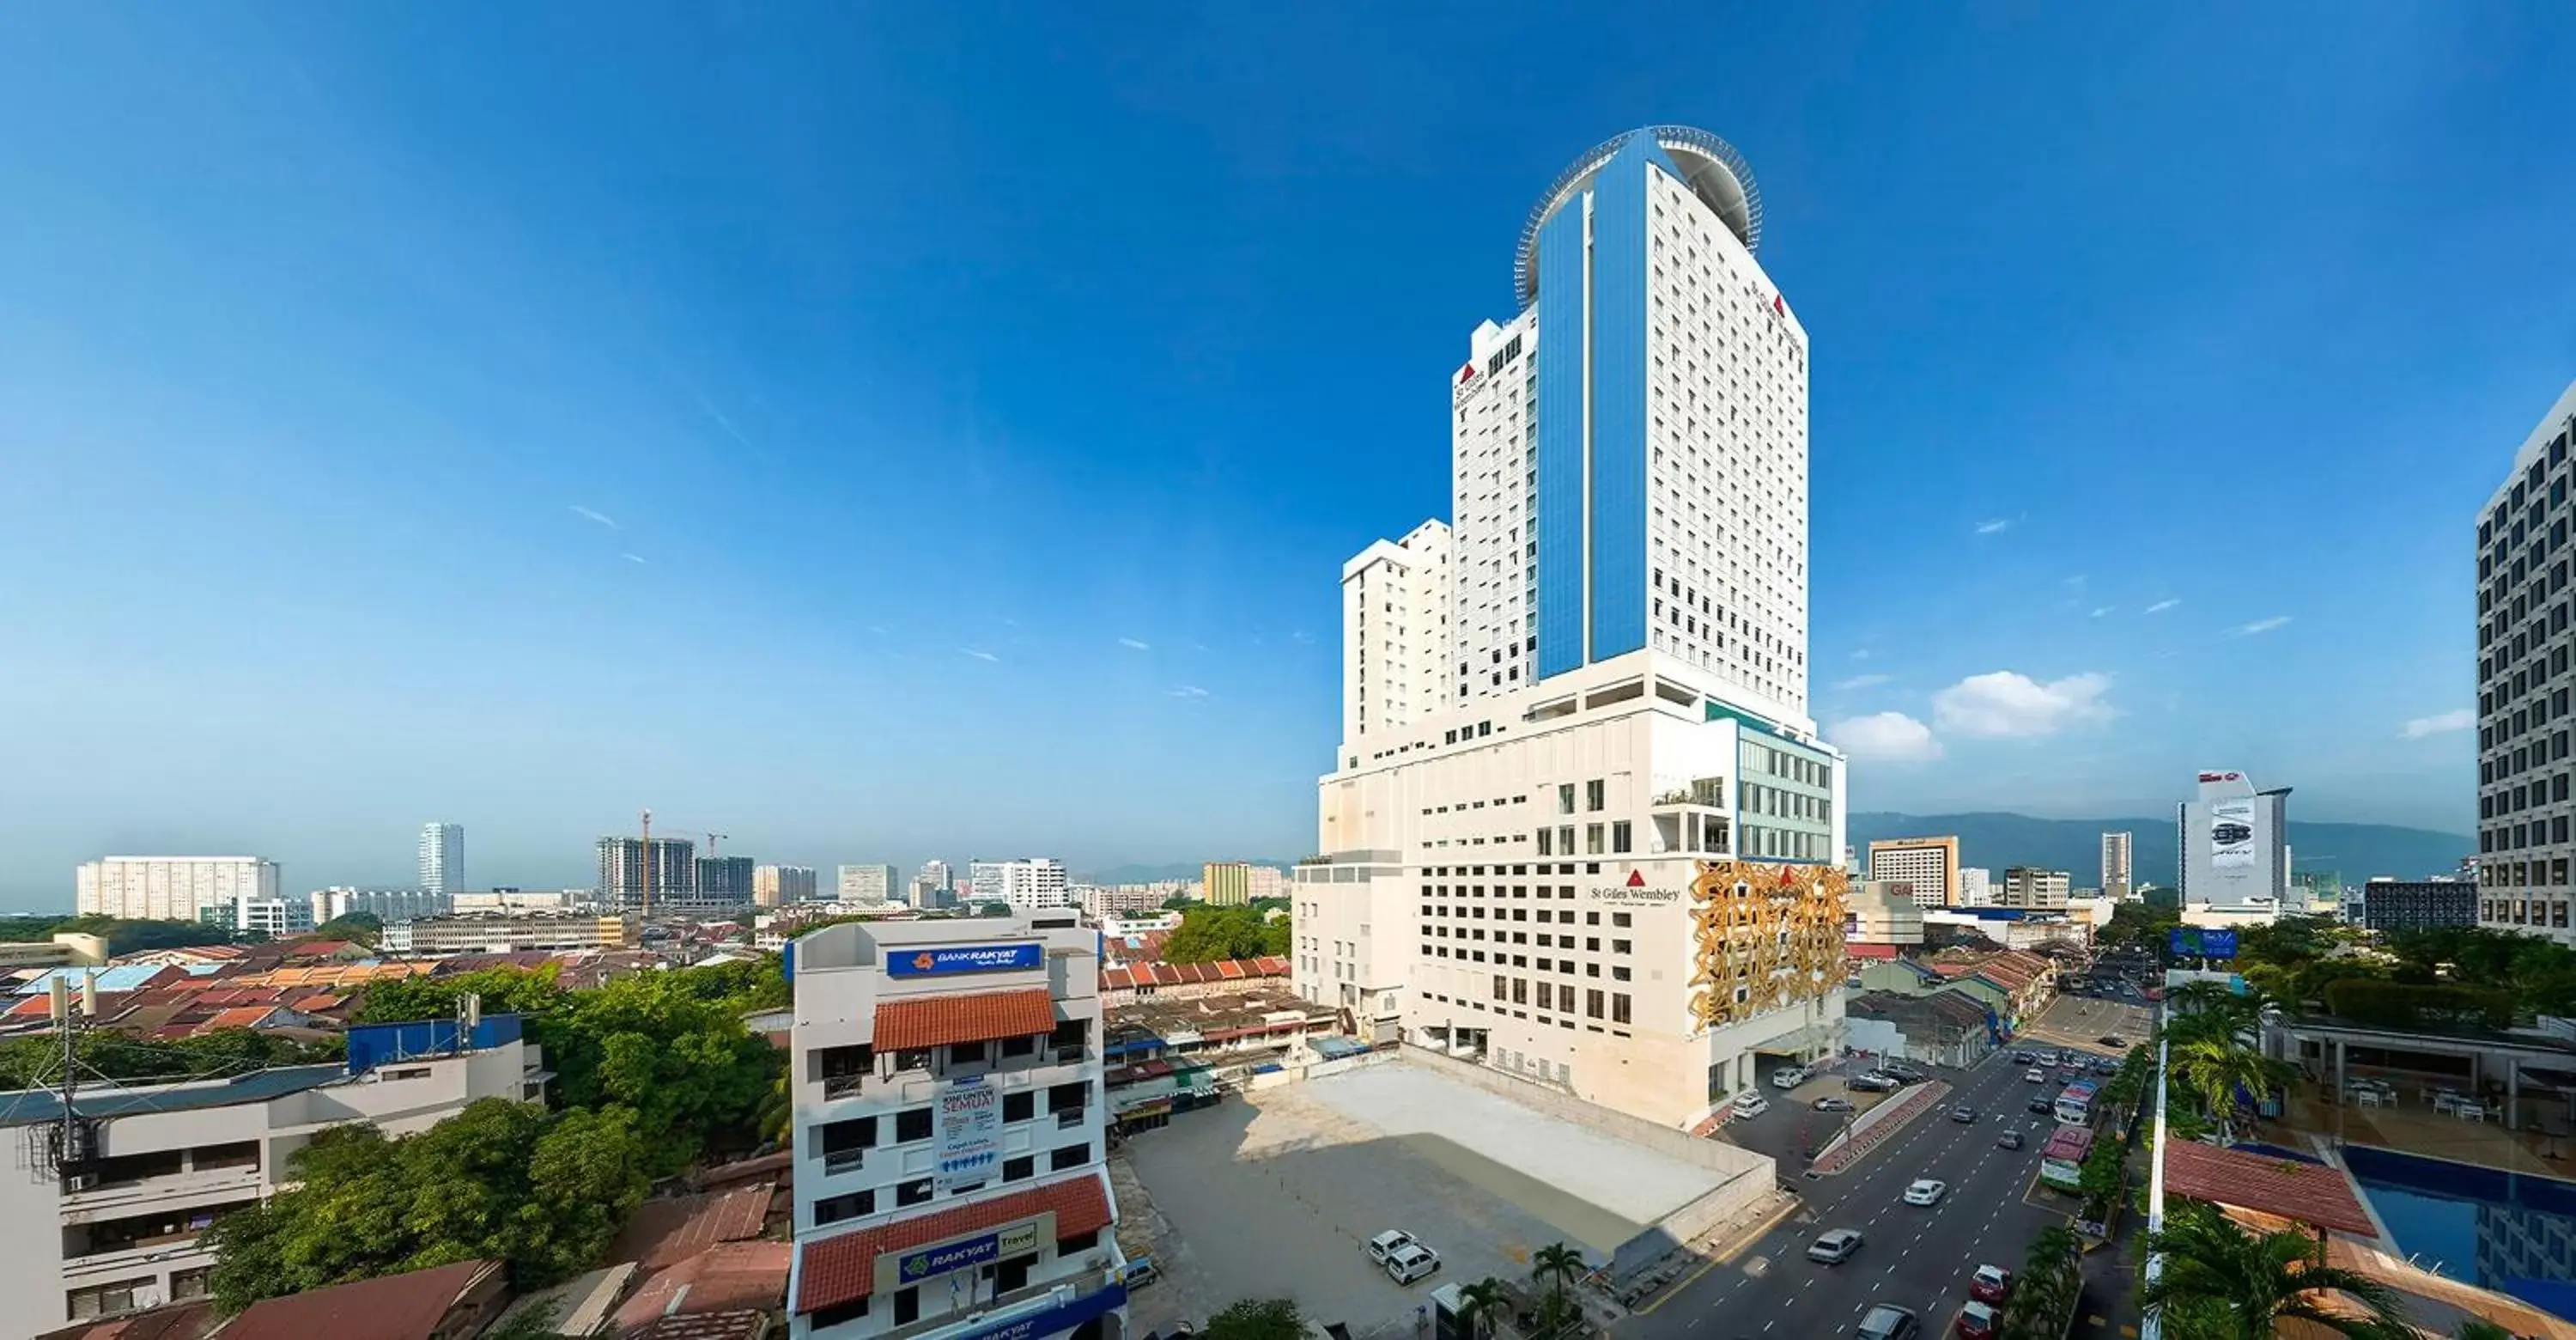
1970,1264,2012,1304
1957,1301,2000,1339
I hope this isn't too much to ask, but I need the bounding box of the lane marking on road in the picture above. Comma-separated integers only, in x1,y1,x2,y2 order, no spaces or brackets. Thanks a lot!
1631,1191,1806,1315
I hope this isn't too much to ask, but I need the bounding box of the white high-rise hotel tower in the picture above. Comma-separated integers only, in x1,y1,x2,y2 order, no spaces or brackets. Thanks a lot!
1298,127,1847,1127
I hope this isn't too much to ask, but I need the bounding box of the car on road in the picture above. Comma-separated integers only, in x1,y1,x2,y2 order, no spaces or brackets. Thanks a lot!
1806,1228,1864,1264
2093,1058,2121,1075
1971,1264,2013,1303
1948,1106,1976,1123
1856,1302,1921,1340
1814,1096,1856,1112
1957,1300,2000,1339
2024,1068,2046,1083
2035,1051,2060,1065
2011,1049,2035,1063
1772,1066,1808,1089
1883,1063,1927,1082
1903,1179,1947,1206
1384,1241,1442,1284
2099,1034,2128,1049
1996,1130,2024,1150
1364,1229,1418,1264
2027,1096,2055,1114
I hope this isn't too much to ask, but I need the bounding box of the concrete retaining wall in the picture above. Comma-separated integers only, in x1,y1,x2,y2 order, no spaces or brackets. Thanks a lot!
1399,1045,1775,1282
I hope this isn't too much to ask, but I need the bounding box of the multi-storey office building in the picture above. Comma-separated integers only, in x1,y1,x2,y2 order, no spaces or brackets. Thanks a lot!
968,860,1071,911
76,858,279,923
1998,867,2071,911
756,865,822,908
2100,831,2133,901
838,864,900,904
2476,377,2576,945
0,1019,543,1339
2354,879,2478,935
1297,127,1850,1130
785,915,1122,1339
596,836,696,911
1867,838,1959,909
418,823,465,898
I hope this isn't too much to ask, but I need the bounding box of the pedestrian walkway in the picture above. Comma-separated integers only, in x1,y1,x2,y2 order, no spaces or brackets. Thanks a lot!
1811,1081,1952,1175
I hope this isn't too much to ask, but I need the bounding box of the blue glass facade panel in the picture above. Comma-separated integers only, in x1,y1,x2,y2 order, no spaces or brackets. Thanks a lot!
1586,139,1655,661
1533,204,1587,680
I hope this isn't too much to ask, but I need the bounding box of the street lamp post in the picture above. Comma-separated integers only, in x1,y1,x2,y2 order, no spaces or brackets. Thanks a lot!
2141,998,2171,1340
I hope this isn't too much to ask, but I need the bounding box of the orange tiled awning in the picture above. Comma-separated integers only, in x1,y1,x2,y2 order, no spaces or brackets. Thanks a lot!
872,989,1054,1051
2163,1142,2378,1236
795,1173,1109,1312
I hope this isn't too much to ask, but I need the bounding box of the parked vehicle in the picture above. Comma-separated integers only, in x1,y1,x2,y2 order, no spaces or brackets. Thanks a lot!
1807,1228,1863,1264
1902,1179,1947,1206
1365,1229,1419,1264
1814,1096,1856,1112
1772,1066,1808,1090
1971,1264,2012,1303
2010,1050,2035,1063
1848,1074,1897,1092
1957,1300,1999,1339
2024,1068,2047,1083
2027,1096,2055,1114
1733,1093,1770,1118
1384,1242,1442,1284
1856,1303,1921,1340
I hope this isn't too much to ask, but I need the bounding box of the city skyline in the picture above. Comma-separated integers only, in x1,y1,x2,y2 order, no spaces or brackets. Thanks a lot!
5,8,2573,905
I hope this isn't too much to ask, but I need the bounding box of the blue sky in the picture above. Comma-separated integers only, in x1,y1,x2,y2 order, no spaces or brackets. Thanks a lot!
3,5,2573,906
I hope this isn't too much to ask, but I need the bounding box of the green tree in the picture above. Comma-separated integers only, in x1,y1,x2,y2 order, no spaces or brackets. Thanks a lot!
1161,905,1291,965
979,900,1014,917
312,911,384,945
1454,1279,1510,1339
204,1096,649,1313
2166,1036,2293,1144
1531,1240,1583,1311
1204,1298,1305,1340
2139,1201,2415,1340
2000,1225,2081,1340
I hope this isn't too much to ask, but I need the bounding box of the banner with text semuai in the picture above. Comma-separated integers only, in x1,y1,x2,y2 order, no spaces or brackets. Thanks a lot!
888,942,1046,978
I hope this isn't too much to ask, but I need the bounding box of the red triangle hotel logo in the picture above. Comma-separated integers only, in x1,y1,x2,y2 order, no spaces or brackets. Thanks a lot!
1625,870,1645,888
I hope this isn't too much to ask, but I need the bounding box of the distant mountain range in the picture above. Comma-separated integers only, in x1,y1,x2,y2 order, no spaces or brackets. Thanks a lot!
1848,812,2475,887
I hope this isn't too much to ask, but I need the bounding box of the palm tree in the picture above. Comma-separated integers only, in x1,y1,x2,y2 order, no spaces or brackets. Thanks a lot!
1530,1240,1584,1307
2140,1201,2415,1340
2002,1225,2082,1339
2450,1319,2514,1340
1454,1278,1510,1340
2166,1036,2293,1143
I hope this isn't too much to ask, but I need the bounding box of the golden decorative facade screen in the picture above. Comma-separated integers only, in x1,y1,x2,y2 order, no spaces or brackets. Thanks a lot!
1687,859,1849,1028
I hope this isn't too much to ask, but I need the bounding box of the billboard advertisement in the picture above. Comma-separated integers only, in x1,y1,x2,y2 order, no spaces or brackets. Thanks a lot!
887,942,1045,978
934,1075,1003,1192
2168,928,2239,959
2209,801,2257,869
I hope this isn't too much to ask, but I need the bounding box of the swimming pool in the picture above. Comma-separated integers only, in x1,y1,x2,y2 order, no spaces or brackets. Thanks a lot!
2342,1145,2576,1316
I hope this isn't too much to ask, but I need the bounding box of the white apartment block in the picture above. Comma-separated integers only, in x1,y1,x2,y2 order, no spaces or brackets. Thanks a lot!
838,865,900,904
1999,867,2072,911
2476,376,2576,946
1867,838,1959,910
2099,831,2134,900
785,915,1121,1339
1299,125,1849,1131
0,1024,543,1338
225,896,314,938
309,886,453,925
1958,867,1995,908
381,912,638,956
1343,520,1451,742
418,823,464,897
76,857,279,923
969,859,1071,911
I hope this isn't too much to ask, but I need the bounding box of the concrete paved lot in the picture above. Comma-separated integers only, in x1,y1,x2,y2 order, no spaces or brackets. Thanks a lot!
1124,1064,1733,1337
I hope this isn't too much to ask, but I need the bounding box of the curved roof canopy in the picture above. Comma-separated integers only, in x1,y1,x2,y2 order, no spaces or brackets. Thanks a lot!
1513,125,1762,308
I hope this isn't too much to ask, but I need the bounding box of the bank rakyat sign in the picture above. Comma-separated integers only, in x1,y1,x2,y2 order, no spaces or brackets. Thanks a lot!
1588,868,1686,906
888,942,1046,978
896,1220,1042,1286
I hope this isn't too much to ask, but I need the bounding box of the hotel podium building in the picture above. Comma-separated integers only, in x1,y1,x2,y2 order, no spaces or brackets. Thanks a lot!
1296,126,1850,1130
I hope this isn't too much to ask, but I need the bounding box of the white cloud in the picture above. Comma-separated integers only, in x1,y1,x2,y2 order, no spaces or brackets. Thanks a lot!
1118,636,1150,651
571,505,619,528
619,552,648,565
1830,712,1943,763
2063,575,2087,590
2401,709,2475,740
1168,685,1210,699
1835,673,1893,691
1932,670,2115,738
1291,630,1315,644
2235,615,2293,636
2090,606,2113,618
962,648,999,662
1974,519,2011,535
2143,599,2180,614
1852,649,1872,661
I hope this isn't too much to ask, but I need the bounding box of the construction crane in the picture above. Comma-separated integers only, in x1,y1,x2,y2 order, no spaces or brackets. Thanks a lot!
631,811,735,918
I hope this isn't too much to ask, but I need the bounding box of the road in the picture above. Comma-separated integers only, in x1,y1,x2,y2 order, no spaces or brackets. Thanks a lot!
1619,1046,2091,1340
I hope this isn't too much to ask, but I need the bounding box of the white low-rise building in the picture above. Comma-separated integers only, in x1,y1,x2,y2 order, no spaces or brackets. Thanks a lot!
785,914,1123,1339
0,1017,544,1338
